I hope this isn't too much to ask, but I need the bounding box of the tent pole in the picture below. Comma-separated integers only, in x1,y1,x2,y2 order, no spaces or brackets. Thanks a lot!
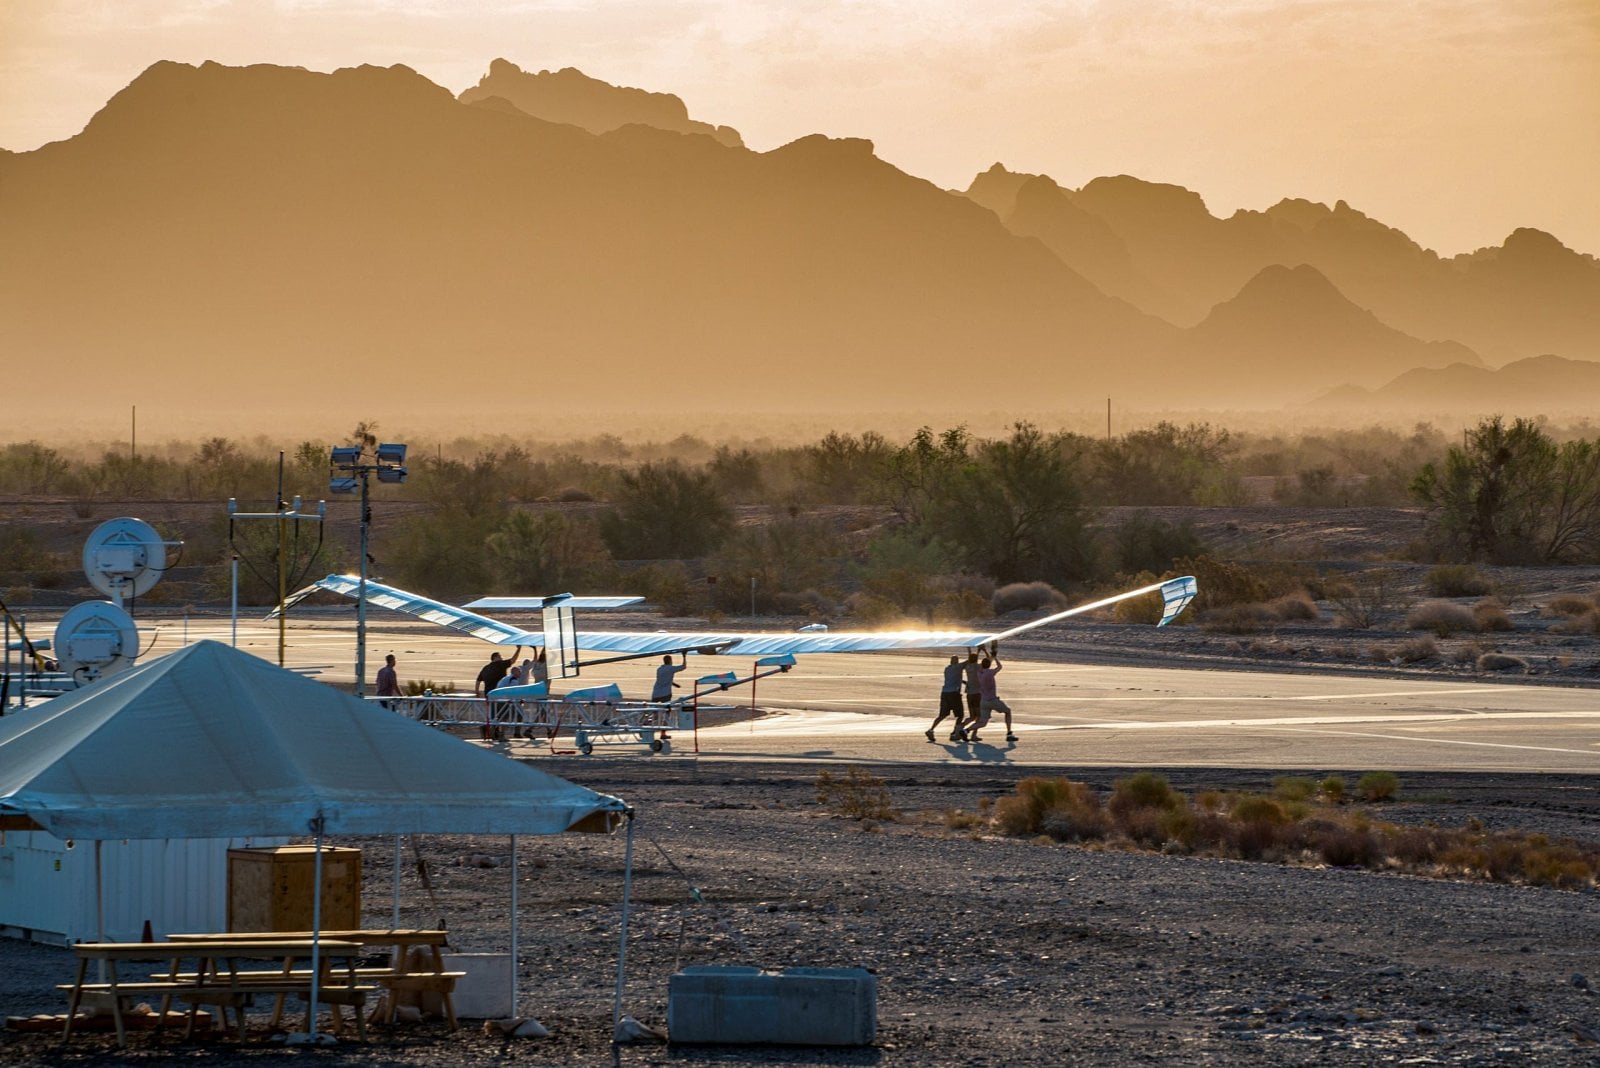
509,834,519,1014
94,841,106,983
392,834,402,929
310,826,324,1040
611,812,635,1034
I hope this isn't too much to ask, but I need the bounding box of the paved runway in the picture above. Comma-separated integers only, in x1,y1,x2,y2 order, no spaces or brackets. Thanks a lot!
107,616,1600,774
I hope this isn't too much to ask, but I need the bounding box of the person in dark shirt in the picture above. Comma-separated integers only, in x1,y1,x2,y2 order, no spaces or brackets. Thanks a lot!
475,652,514,740
926,655,966,741
375,653,401,709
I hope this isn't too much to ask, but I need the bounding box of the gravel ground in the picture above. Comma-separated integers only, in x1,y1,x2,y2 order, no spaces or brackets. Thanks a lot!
6,762,1600,1066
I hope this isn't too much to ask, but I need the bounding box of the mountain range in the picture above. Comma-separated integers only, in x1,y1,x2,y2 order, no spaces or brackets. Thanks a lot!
2,60,1597,422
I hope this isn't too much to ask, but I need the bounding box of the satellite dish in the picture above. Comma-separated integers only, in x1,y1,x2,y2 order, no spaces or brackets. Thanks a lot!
82,517,167,602
53,600,141,684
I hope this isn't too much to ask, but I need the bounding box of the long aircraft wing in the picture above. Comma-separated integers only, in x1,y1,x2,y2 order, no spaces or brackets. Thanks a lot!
276,574,1197,657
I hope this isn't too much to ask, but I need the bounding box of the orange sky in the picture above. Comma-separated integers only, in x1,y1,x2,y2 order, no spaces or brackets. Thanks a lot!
2,0,1596,256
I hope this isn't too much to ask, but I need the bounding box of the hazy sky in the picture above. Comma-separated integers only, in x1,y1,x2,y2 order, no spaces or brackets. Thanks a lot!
3,0,1596,256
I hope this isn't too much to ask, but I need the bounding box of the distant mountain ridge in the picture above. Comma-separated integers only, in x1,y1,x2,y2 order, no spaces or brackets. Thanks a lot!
460,59,744,147
965,164,1600,364
0,59,1591,422
1310,354,1600,413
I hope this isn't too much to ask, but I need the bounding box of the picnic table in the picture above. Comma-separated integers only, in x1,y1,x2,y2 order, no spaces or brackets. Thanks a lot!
60,938,368,1046
168,929,463,1029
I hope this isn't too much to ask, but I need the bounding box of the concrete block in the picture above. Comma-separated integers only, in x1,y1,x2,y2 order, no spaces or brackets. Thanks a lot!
441,952,512,1018
667,964,876,1046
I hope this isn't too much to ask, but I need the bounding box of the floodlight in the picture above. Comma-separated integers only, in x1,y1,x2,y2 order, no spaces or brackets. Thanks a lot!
329,477,360,495
376,466,407,484
375,443,408,465
330,446,362,466
291,496,303,512
227,497,238,514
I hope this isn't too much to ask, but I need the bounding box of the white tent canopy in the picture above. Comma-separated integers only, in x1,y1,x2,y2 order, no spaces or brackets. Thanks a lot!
0,640,626,840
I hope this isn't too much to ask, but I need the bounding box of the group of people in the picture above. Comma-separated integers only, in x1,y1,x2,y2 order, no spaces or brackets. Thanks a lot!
473,650,551,740
927,649,1014,744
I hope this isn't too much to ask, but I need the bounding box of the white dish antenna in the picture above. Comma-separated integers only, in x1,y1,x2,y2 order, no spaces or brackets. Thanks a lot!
83,517,167,604
53,600,140,684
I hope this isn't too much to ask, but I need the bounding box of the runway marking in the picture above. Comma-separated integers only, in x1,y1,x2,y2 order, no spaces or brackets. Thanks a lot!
1245,725,1600,758
708,706,1600,738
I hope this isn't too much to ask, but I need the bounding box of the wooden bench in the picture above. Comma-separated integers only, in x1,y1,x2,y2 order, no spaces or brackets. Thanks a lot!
169,930,463,1029
61,939,367,1046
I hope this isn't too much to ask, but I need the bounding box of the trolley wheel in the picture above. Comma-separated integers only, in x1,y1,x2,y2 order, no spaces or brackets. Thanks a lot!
650,739,664,752
581,743,595,755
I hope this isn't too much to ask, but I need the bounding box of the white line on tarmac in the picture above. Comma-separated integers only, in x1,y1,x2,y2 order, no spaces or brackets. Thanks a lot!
1242,725,1600,758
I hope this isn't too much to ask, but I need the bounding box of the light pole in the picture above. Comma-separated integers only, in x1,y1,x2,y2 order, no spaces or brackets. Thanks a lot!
330,443,407,696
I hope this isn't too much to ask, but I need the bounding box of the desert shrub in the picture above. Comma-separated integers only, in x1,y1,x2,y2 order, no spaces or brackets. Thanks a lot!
1319,776,1346,803
1541,593,1596,617
934,588,992,623
1324,568,1400,628
1477,652,1528,672
1174,555,1270,609
1317,825,1383,867
1108,512,1208,574
1108,772,1182,818
1405,599,1478,637
943,809,982,832
1267,591,1319,622
1472,600,1514,632
994,778,1103,840
1195,790,1226,812
1387,825,1448,866
816,767,896,820
991,581,1067,615
1355,771,1400,802
1230,817,1281,860
845,592,907,627
1549,610,1600,635
1367,644,1393,662
1274,776,1316,802
402,679,454,696
1395,636,1438,663
554,486,594,502
1230,795,1289,825
1425,564,1492,598
1200,603,1273,634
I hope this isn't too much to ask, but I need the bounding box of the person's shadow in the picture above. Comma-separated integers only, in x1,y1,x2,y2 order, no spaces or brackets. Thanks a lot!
940,739,1013,762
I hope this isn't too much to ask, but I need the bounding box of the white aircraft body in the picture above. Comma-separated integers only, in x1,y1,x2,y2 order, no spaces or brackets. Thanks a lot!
277,573,1198,679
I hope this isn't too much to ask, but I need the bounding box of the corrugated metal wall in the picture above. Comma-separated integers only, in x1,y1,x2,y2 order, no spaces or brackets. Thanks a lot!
0,831,288,944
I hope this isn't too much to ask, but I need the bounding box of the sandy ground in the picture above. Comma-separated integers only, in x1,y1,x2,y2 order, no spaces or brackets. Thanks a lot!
5,761,1600,1066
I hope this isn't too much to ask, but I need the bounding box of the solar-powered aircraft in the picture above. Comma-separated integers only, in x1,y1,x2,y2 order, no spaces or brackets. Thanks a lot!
277,573,1198,678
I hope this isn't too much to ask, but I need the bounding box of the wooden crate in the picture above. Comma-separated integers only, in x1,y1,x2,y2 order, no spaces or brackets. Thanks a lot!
226,846,362,932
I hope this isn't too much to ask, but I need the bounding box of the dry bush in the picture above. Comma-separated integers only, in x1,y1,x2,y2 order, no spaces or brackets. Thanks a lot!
993,777,1098,838
1274,776,1316,802
845,592,906,627
1108,772,1182,819
1549,610,1600,635
1355,771,1400,801
1316,824,1383,867
991,581,1067,615
1424,564,1492,598
1319,776,1346,803
1367,643,1393,662
1472,600,1514,632
1267,591,1319,622
1541,594,1596,618
1405,599,1478,637
1200,603,1273,634
1477,652,1528,673
816,767,897,820
933,588,991,623
1039,797,1112,843
943,809,982,832
1324,568,1401,629
1395,636,1438,663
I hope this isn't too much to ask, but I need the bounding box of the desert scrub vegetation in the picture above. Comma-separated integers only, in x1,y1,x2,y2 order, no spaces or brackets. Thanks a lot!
1405,599,1480,637
1424,564,1493,597
969,774,1599,889
816,767,897,821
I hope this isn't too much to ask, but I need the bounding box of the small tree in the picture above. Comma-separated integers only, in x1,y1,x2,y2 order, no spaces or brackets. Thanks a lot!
600,462,734,559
